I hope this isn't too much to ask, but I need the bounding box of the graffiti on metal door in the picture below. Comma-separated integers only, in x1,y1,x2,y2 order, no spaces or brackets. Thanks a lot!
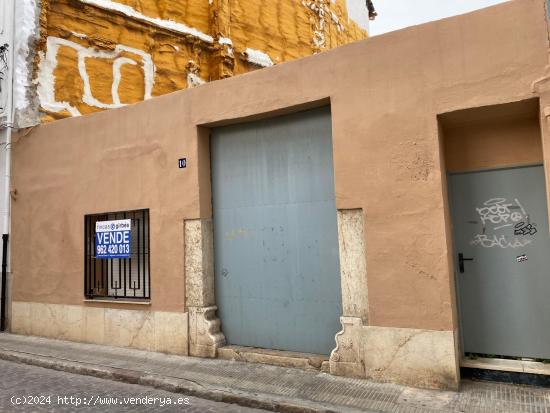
470,197,537,248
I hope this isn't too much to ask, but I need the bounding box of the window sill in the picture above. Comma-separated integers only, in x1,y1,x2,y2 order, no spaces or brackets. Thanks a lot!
83,299,151,306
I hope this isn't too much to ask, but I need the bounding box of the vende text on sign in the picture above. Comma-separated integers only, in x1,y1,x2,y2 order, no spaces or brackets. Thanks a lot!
95,219,131,259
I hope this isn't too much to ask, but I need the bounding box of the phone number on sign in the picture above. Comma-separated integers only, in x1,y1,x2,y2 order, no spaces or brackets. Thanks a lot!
96,244,130,255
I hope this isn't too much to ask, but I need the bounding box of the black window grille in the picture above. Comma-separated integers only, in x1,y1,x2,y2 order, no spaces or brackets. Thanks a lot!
84,209,150,300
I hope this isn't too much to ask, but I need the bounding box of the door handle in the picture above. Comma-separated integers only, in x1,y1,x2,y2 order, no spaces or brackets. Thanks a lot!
458,253,474,273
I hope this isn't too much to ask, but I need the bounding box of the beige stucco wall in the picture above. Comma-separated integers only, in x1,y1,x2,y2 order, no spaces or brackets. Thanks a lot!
9,0,550,388
442,100,543,173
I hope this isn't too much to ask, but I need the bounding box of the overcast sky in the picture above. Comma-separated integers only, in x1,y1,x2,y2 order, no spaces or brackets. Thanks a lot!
367,0,510,35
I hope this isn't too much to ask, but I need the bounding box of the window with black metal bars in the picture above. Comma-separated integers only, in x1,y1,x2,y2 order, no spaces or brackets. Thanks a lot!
84,209,150,300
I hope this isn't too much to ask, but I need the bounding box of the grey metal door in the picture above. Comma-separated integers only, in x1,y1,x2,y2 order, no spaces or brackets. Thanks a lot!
211,107,342,355
449,165,550,359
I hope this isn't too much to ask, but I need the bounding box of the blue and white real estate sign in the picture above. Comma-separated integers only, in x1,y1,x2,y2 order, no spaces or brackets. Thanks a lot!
95,219,131,259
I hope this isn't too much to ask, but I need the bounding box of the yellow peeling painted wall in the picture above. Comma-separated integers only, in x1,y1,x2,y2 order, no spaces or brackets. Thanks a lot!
36,0,369,121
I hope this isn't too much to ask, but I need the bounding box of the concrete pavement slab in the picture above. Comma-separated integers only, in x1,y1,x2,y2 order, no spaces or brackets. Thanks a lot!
0,333,548,412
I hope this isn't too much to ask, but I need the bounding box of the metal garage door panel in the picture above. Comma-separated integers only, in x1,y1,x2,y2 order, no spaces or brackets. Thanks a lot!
211,107,342,355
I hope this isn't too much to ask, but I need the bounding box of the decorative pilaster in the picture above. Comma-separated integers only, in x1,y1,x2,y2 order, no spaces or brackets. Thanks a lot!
188,305,225,357
337,209,368,321
329,209,368,377
208,0,234,80
185,219,226,357
330,316,365,377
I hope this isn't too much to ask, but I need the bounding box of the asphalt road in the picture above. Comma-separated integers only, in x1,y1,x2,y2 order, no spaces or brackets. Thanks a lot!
0,359,269,412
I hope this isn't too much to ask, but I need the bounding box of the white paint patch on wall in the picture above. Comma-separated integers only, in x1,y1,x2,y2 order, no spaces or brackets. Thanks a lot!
345,0,370,31
218,37,233,46
186,59,206,88
301,0,326,48
37,37,156,115
330,11,344,32
187,72,206,88
111,57,138,106
79,0,215,43
13,0,38,112
301,0,348,49
242,48,274,67
36,45,82,116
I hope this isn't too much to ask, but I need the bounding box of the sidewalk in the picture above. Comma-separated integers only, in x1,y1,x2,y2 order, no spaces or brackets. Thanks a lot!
0,333,548,413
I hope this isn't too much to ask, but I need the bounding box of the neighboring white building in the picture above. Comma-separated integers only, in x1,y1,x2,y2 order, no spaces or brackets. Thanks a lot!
346,0,371,31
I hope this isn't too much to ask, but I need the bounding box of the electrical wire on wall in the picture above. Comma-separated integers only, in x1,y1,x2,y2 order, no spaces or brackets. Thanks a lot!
0,44,9,112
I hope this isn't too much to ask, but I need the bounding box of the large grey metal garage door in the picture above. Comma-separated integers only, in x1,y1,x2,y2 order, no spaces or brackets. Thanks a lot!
449,165,550,359
211,107,342,355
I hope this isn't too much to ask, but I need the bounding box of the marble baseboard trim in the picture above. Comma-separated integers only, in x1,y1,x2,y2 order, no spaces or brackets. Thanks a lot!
362,326,459,390
10,301,188,355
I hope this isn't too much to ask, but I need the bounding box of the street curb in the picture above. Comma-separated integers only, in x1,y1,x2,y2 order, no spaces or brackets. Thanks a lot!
0,348,368,413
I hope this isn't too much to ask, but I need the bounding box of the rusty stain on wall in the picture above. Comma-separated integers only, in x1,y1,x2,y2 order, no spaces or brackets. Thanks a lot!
35,0,369,121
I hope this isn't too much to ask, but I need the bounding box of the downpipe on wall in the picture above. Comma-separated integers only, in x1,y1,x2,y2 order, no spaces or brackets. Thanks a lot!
0,125,11,331
0,234,8,331
0,0,16,332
